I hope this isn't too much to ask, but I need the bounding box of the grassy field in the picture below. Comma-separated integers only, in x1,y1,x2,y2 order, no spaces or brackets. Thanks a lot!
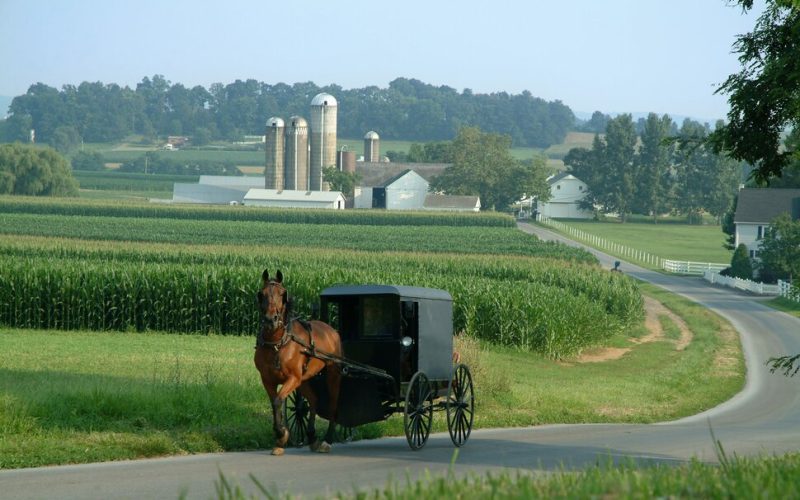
0,281,742,469
767,297,800,318
555,219,732,264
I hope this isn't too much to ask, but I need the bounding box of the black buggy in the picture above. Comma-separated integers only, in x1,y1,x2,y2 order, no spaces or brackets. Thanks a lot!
283,285,475,450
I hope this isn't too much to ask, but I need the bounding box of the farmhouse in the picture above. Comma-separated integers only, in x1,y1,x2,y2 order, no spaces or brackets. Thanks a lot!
535,172,592,219
243,189,346,209
734,188,800,259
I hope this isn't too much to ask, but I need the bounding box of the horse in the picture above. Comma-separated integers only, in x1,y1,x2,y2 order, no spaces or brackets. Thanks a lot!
253,269,343,456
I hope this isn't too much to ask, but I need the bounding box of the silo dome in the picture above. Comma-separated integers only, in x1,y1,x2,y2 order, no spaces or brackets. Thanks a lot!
310,93,337,107
267,117,285,127
290,116,308,127
364,131,380,140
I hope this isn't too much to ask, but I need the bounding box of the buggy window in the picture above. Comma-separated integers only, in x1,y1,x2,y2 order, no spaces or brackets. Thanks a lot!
361,295,396,337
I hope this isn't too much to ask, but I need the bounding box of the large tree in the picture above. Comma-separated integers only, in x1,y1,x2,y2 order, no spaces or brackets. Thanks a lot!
431,127,550,211
709,1,800,184
758,213,800,282
0,143,78,196
634,113,674,221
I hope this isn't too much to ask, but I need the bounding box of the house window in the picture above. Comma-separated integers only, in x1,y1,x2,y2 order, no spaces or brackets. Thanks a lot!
578,186,583,191
757,225,764,239
556,185,561,190
749,249,759,259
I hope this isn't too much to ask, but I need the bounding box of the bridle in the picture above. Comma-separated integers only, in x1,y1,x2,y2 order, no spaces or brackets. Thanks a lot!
257,281,289,350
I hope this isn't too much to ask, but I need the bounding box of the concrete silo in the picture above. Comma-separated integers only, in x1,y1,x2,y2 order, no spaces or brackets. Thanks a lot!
284,116,309,191
364,131,380,163
337,148,356,174
264,117,285,190
309,93,338,191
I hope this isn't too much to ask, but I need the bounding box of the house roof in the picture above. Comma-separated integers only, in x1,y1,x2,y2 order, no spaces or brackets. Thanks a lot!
243,189,344,202
423,194,480,209
547,171,572,184
375,169,419,188
356,162,448,187
734,188,800,223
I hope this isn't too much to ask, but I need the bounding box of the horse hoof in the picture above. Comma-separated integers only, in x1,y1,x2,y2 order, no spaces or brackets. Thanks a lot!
313,441,331,453
272,447,285,456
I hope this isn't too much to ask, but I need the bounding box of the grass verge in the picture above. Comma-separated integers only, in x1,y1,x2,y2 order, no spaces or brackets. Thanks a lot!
766,296,800,318
0,284,742,469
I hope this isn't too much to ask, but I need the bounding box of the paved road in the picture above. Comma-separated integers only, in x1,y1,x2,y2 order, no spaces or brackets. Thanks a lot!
2,222,799,499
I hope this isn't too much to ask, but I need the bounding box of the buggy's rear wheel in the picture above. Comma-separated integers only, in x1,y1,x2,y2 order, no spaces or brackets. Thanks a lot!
283,390,310,447
404,371,433,450
446,364,474,447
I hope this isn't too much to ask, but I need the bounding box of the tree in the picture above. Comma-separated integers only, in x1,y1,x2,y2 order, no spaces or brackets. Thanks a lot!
431,127,550,211
70,150,106,171
729,243,754,280
322,166,361,199
721,194,738,251
709,1,800,184
50,125,82,154
0,143,78,196
758,213,800,282
634,113,674,221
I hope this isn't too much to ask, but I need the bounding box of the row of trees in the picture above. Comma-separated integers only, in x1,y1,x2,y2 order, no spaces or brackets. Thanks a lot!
564,114,742,223
1,77,574,150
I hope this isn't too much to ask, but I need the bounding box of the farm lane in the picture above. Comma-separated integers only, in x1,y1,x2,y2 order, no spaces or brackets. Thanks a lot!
2,222,799,499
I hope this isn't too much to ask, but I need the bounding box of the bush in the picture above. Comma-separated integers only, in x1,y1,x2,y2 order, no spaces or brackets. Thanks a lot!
70,151,106,171
730,244,753,280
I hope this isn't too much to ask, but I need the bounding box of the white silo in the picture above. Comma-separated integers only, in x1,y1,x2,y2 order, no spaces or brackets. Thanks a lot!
364,131,380,163
265,117,285,190
285,116,309,191
309,93,338,191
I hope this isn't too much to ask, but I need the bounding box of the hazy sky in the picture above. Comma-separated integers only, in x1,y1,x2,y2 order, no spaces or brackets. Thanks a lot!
0,0,763,121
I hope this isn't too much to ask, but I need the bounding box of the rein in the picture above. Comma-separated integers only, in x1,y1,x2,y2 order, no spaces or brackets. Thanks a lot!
256,317,318,372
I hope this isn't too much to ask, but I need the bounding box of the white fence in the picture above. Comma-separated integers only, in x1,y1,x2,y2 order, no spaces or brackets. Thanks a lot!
778,280,800,302
703,270,781,296
535,214,728,275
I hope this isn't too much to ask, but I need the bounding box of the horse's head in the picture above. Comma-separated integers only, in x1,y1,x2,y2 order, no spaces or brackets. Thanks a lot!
257,269,288,332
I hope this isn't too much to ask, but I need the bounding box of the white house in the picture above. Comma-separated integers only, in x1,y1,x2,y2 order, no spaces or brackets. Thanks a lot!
536,172,592,219
734,188,800,259
243,189,346,209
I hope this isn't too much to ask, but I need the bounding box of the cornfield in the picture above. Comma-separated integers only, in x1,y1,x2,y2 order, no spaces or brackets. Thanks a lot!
0,196,515,227
0,236,642,358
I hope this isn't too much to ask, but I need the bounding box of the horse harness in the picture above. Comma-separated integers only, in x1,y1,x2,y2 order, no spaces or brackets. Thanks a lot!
257,317,318,372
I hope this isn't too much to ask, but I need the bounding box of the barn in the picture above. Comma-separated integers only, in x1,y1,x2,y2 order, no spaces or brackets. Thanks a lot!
243,189,346,209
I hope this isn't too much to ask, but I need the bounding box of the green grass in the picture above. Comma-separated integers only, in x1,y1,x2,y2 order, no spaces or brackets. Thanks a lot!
0,283,742,469
556,219,732,264
274,453,800,499
766,297,800,318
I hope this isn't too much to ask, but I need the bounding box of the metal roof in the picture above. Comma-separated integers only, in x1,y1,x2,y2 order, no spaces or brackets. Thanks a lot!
310,93,337,106
320,284,452,302
423,194,480,209
243,189,345,202
547,172,577,185
267,117,285,127
289,116,307,128
734,188,800,223
364,131,380,140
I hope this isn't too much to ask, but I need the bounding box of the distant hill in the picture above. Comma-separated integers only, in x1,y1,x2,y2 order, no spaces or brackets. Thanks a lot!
0,96,12,118
576,110,722,128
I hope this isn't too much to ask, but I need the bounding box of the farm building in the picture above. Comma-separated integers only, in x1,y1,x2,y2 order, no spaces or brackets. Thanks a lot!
243,189,346,209
354,169,429,209
734,188,800,259
171,176,263,204
535,172,592,219
423,194,480,212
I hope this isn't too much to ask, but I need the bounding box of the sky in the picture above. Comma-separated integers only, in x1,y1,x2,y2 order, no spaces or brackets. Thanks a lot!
0,0,764,122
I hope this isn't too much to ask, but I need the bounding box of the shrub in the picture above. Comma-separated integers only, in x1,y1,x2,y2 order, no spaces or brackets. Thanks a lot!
729,244,753,280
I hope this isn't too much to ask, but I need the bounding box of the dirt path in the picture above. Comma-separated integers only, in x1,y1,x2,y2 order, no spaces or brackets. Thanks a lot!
576,296,693,363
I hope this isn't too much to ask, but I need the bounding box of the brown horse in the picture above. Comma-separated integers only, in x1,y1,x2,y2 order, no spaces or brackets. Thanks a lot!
254,269,343,456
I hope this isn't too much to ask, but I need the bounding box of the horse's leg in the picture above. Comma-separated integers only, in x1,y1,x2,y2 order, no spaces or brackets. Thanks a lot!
297,383,319,450
271,376,301,455
258,374,290,456
321,365,342,450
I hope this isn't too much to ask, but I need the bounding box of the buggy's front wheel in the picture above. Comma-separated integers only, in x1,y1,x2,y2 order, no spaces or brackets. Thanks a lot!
404,371,433,450
283,390,310,447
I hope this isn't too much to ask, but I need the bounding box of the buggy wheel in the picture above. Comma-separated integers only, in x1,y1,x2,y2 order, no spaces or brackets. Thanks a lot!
446,364,474,447
404,371,433,450
283,390,310,447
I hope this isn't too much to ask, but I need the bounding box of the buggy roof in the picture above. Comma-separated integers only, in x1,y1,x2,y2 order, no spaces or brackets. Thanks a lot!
320,284,452,302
